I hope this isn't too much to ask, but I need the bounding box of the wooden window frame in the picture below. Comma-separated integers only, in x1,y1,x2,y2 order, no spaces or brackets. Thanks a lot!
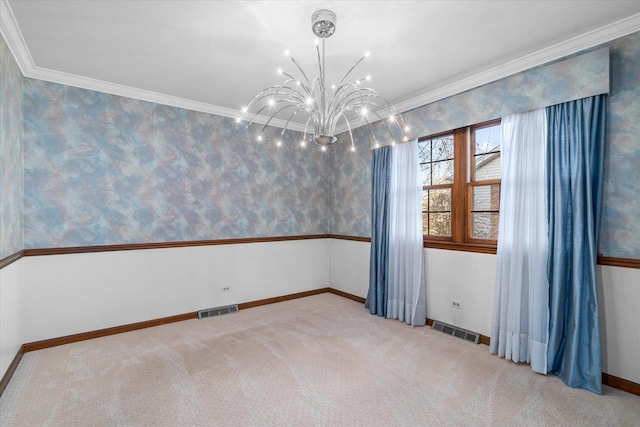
420,119,501,254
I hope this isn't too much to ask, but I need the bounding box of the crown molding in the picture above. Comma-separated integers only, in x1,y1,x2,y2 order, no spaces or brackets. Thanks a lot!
2,0,638,135
336,13,640,135
23,64,308,132
0,0,33,74
393,13,640,117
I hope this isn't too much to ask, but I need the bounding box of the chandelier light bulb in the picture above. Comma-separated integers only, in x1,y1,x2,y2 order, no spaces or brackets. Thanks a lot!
257,135,263,142
240,9,407,152
350,146,356,152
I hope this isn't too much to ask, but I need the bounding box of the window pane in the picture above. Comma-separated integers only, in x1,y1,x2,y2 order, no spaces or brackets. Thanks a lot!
472,212,499,239
472,184,501,211
428,188,451,211
419,163,431,186
474,153,501,180
422,188,451,237
432,135,454,161
418,140,431,163
429,213,451,237
432,160,454,184
474,123,501,181
474,124,501,155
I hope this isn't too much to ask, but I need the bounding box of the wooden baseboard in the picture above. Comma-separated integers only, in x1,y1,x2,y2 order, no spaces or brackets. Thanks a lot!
22,311,198,353
328,288,366,304
603,372,640,396
238,288,330,310
0,345,25,397
2,288,638,399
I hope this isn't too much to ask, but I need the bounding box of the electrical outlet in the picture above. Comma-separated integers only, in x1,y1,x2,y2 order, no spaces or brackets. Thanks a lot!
450,299,462,309
221,286,231,293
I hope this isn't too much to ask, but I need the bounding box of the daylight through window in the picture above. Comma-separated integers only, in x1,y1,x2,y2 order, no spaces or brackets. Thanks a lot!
418,120,501,246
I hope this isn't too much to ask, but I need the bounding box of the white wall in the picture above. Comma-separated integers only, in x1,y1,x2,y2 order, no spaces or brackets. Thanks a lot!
3,238,638,386
22,239,330,343
0,259,23,377
329,239,371,298
328,239,640,384
598,265,640,384
423,248,496,336
329,239,496,334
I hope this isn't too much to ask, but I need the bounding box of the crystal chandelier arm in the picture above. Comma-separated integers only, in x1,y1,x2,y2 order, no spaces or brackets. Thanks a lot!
245,95,304,129
287,55,313,87
338,55,367,85
340,102,397,145
327,82,369,126
279,105,311,137
338,112,356,150
340,107,381,147
340,87,409,135
257,103,305,135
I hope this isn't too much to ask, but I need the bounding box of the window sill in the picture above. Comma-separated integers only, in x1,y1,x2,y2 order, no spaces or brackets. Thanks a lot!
423,240,497,255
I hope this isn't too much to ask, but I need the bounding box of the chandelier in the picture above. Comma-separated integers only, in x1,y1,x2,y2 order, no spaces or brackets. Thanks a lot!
237,9,408,151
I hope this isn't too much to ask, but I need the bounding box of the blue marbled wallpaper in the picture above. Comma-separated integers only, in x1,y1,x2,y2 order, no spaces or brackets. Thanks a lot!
329,128,372,237
15,30,640,258
0,34,23,259
600,31,640,259
332,31,640,260
23,81,331,248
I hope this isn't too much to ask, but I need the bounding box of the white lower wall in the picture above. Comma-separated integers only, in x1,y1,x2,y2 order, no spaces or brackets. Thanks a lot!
0,258,23,379
328,240,496,334
423,248,496,336
598,265,640,384
328,239,640,384
329,239,371,298
3,238,638,386
22,239,330,343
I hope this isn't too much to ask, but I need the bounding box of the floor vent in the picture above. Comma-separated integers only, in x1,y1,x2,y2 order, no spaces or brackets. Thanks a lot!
431,320,479,344
197,304,239,319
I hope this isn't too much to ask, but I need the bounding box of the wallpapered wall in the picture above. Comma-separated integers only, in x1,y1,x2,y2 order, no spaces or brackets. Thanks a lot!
0,35,23,260
23,81,331,248
7,30,640,259
331,31,640,260
600,32,640,259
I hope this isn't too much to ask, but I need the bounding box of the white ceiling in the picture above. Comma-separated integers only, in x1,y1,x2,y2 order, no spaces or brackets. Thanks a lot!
2,1,640,130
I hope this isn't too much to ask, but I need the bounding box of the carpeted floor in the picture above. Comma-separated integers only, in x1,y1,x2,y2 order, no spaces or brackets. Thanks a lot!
1,293,639,426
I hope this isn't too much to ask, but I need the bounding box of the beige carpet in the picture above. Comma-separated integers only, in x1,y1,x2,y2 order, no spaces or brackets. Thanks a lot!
1,293,639,426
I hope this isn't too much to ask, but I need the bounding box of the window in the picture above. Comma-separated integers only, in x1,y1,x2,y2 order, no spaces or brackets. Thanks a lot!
418,120,501,248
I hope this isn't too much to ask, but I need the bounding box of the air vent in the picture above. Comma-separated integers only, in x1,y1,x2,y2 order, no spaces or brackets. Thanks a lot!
431,320,479,344
198,304,239,319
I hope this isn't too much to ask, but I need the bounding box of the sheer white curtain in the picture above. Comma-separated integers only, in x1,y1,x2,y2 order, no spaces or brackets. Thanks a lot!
490,109,549,373
386,140,426,326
